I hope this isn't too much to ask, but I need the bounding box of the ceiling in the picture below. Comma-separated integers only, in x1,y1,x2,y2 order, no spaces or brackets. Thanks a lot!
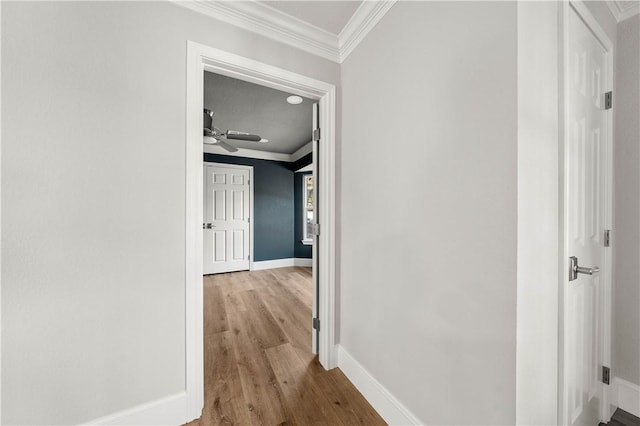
263,1,362,35
204,71,313,154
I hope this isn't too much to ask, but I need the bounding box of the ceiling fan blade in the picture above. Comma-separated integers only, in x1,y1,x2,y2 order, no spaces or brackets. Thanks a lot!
216,140,239,153
203,135,238,152
226,131,262,142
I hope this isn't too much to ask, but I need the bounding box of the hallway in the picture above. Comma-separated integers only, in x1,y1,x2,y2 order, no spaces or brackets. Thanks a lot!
185,267,385,425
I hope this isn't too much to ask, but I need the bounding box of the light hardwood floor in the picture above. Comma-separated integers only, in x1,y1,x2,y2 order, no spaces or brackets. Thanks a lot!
185,267,386,426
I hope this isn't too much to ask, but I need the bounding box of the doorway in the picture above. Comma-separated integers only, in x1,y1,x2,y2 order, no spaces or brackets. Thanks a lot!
185,41,337,420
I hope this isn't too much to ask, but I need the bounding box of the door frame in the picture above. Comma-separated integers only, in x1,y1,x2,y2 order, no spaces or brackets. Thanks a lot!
203,162,254,274
185,41,338,421
559,1,614,423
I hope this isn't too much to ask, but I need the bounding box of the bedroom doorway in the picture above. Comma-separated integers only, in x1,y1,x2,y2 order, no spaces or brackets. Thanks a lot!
185,41,337,419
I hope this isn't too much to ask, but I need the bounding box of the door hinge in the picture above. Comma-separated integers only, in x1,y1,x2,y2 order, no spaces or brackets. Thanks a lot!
313,128,321,142
604,229,611,247
602,366,611,385
312,317,320,331
248,217,250,224
605,91,613,110
311,223,320,236
248,255,251,261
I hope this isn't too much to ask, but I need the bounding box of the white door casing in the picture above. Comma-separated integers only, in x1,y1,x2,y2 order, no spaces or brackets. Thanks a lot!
311,103,319,354
562,2,613,425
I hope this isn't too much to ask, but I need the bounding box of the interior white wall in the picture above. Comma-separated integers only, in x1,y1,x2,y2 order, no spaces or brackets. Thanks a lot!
515,2,559,424
613,14,640,386
1,2,339,424
340,2,517,424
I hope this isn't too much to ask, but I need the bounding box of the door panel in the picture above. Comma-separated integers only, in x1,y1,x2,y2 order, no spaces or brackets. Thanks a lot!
565,4,609,425
204,164,251,275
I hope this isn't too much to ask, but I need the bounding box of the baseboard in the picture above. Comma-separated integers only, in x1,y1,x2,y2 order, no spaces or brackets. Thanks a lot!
252,258,312,271
612,377,640,418
81,392,188,425
293,258,312,267
337,345,423,425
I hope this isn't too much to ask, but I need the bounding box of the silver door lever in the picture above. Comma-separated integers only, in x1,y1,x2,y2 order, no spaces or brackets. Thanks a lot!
569,256,600,282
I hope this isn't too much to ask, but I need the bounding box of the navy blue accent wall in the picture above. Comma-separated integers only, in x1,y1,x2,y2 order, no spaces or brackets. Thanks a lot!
294,172,312,259
288,152,313,172
204,154,293,262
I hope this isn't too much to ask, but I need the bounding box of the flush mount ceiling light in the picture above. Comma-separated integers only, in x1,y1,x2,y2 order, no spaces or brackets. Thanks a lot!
286,95,303,105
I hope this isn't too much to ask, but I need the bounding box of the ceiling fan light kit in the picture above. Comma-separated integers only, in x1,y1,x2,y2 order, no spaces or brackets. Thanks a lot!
203,108,269,152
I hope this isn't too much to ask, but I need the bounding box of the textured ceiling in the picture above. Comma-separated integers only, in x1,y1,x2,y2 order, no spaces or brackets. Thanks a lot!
263,1,362,34
204,71,313,154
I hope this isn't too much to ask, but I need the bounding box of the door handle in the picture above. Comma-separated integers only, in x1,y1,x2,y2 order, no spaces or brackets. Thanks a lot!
569,256,600,282
203,223,215,229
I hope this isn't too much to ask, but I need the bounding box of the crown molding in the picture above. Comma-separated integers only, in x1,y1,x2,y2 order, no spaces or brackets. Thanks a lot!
203,140,312,162
606,0,639,22
204,143,293,162
172,1,397,64
291,141,312,162
338,0,397,62
174,0,340,62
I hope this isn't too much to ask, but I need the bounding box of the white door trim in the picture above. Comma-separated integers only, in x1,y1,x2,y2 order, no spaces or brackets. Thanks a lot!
185,41,337,422
559,1,614,424
203,162,254,273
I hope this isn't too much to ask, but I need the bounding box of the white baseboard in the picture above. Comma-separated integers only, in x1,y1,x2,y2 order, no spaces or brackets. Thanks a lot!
81,392,188,425
337,345,423,425
294,258,313,267
251,258,312,271
612,377,640,417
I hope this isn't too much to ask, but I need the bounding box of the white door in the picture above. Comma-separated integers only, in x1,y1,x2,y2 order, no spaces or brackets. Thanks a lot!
311,103,319,354
563,4,612,425
203,163,251,275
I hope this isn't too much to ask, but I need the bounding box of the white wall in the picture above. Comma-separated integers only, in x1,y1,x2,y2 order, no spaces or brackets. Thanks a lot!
515,2,559,424
614,14,640,386
1,2,339,424
340,2,517,424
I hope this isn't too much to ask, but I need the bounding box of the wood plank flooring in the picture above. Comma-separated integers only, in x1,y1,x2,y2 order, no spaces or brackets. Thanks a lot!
603,409,640,426
185,267,386,426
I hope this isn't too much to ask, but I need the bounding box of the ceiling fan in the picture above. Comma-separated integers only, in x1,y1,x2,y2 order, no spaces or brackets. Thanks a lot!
203,109,268,153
